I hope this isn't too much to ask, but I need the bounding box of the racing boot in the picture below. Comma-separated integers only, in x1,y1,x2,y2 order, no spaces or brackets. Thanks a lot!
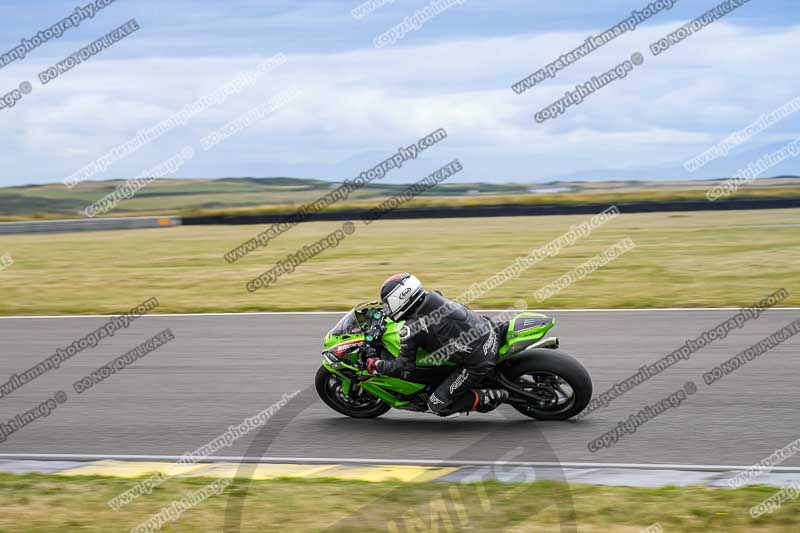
472,389,509,413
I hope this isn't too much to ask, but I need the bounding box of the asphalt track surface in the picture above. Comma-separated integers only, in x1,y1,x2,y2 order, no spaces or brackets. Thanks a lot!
1,310,799,467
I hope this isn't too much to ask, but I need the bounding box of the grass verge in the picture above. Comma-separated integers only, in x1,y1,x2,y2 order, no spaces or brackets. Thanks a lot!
0,473,798,532
0,208,798,314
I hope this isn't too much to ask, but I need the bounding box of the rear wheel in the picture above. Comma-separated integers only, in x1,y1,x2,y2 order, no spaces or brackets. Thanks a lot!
501,349,592,420
315,366,391,418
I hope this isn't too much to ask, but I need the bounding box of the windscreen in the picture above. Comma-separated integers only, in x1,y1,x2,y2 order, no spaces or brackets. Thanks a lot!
328,309,362,336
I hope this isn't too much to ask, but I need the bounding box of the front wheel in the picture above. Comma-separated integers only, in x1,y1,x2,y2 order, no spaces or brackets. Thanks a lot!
501,349,592,420
315,366,391,418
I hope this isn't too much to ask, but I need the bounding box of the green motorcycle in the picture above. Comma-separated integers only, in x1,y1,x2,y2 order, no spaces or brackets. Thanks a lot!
316,301,592,419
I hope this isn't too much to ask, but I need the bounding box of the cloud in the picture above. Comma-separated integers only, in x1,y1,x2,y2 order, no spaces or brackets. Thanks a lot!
1,16,799,184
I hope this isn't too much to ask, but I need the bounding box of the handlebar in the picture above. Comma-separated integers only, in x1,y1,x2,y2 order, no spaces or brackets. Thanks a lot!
361,309,386,344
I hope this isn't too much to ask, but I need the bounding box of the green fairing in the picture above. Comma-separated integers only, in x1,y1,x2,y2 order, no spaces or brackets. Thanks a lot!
359,376,426,408
325,320,455,367
321,359,353,395
497,312,555,362
321,306,554,403
381,320,455,367
358,381,408,407
322,359,424,408
324,332,365,349
365,375,426,395
326,312,554,364
379,320,402,354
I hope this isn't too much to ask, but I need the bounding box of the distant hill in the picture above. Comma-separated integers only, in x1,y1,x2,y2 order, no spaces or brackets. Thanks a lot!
0,175,798,220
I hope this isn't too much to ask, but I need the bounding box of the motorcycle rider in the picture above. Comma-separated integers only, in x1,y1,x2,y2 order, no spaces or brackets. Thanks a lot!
366,273,509,416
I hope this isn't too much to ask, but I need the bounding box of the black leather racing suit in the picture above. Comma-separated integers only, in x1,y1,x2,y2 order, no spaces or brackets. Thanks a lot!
375,291,499,416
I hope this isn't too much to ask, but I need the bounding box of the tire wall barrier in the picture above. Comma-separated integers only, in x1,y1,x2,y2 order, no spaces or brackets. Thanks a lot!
2,197,797,233
181,197,800,226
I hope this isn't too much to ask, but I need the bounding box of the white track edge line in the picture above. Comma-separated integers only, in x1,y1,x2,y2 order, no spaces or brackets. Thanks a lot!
2,454,800,473
1,308,800,319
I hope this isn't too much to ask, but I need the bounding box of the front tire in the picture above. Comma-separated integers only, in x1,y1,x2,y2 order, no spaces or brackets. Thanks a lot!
501,349,592,420
315,366,391,418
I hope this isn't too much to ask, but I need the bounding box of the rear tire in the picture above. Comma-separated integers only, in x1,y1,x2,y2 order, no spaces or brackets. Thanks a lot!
315,366,391,418
501,349,592,420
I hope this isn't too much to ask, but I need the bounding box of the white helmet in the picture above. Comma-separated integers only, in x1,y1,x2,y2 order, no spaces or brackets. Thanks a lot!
380,273,425,321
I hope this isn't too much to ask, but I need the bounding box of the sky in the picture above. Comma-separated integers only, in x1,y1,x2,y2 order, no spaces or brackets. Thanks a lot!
0,0,799,186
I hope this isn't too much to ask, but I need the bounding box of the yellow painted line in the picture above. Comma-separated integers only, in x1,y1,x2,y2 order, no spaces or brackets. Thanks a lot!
54,460,459,483
309,465,459,483
182,463,339,480
57,460,206,478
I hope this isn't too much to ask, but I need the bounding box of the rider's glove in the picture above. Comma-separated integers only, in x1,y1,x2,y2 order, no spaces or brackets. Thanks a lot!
366,358,382,375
